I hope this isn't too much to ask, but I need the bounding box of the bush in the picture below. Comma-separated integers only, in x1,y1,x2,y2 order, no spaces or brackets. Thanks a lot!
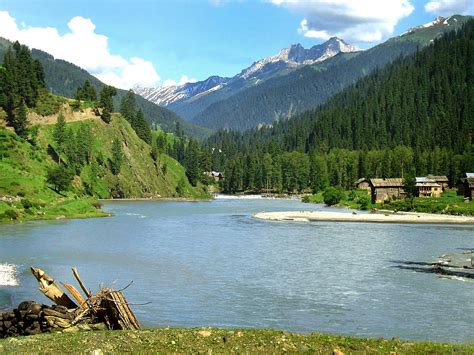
323,187,345,206
3,209,18,220
21,199,33,209
176,177,186,196
46,165,74,193
358,195,371,210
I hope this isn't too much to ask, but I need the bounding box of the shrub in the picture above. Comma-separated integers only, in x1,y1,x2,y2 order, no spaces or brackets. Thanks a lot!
358,195,371,210
323,187,345,206
21,199,33,209
3,209,18,220
46,165,74,193
176,177,186,196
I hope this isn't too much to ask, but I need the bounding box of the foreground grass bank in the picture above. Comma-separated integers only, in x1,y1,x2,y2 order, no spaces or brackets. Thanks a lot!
1,328,472,353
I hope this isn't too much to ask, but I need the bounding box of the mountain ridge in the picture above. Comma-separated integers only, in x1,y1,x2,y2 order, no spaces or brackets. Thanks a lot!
133,37,357,113
189,14,471,131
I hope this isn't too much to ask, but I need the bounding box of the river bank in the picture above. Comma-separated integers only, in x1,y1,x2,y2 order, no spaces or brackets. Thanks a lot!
1,328,473,353
254,210,474,224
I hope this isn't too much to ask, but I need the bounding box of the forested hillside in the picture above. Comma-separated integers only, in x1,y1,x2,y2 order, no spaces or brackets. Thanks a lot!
0,42,209,222
206,19,474,193
0,37,211,139
192,15,470,131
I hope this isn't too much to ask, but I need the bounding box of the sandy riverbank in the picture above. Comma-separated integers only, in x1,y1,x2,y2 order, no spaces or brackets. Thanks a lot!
253,210,474,224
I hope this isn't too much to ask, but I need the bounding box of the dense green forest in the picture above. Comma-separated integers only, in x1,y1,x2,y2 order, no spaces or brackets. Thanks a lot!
205,20,474,194
190,15,471,131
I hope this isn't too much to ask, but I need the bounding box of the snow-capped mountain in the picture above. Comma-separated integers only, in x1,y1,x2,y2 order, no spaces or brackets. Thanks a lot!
239,37,356,80
134,75,227,107
134,37,356,109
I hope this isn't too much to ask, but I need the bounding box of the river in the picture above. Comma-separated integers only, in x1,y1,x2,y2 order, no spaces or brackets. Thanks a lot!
1,198,473,343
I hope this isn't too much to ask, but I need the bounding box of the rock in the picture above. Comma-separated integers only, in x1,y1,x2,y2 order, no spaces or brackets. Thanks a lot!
333,349,345,355
236,331,243,337
18,301,35,311
299,344,310,352
198,330,212,337
28,304,42,315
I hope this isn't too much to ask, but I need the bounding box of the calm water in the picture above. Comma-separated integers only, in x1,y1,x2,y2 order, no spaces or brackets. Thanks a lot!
1,198,473,343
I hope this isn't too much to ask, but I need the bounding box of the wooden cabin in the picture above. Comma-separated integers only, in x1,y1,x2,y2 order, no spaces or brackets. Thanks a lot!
457,173,474,196
354,178,371,192
426,175,449,191
464,177,474,200
204,171,223,182
415,177,441,198
369,178,404,203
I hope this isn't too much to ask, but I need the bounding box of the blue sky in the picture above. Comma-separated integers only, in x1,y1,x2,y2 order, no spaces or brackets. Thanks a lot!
0,0,472,89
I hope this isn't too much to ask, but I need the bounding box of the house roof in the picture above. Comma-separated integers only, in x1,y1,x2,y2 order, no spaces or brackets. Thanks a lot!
370,178,404,187
416,182,441,187
355,177,369,184
427,175,448,182
416,177,436,183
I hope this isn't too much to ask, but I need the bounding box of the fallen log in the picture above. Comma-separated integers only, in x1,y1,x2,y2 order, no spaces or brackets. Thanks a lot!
30,267,77,309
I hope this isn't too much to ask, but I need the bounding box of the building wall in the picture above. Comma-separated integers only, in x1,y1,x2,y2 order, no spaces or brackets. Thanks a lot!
371,187,403,203
357,182,370,190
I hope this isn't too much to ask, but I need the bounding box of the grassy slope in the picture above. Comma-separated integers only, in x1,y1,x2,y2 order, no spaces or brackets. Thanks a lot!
0,128,105,222
38,114,208,200
0,106,209,222
0,328,472,353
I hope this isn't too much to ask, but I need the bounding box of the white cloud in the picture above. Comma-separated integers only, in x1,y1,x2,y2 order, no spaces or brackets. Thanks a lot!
163,75,197,87
0,11,162,89
424,0,473,15
271,0,415,43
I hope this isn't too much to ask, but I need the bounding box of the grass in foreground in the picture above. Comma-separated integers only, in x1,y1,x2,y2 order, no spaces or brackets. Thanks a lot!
1,328,472,353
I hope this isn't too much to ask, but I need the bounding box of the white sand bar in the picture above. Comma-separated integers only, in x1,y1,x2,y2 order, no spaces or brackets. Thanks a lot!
253,211,474,224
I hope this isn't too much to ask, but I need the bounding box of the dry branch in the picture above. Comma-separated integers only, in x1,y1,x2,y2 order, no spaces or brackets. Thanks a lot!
72,267,92,298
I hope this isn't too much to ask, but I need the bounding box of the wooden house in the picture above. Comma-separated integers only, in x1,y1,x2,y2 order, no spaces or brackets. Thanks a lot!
369,178,404,203
426,175,449,191
457,173,474,196
354,178,371,192
415,177,441,197
464,177,474,200
204,171,224,182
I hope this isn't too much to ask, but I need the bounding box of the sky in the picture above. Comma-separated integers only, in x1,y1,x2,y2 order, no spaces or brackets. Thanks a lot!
0,0,472,89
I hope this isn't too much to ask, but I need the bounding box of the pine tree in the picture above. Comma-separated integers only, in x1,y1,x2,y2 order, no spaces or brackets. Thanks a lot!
134,109,152,144
120,90,137,124
110,138,123,175
14,99,28,138
53,113,67,158
99,85,117,112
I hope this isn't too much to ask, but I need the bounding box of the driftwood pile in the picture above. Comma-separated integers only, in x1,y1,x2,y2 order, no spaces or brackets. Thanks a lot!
0,267,140,339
